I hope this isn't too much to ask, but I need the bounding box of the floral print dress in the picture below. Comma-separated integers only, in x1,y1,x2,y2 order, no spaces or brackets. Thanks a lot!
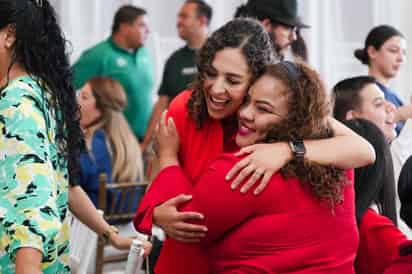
0,76,70,273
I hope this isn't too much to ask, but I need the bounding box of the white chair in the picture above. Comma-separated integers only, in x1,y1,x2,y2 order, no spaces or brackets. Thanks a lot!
69,211,100,274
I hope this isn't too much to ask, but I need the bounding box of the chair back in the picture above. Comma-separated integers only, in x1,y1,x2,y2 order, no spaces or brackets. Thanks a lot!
95,173,149,274
69,211,100,274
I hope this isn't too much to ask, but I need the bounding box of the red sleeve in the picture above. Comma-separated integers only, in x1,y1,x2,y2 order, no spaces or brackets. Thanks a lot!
133,91,192,234
356,209,408,274
134,154,264,243
133,166,192,234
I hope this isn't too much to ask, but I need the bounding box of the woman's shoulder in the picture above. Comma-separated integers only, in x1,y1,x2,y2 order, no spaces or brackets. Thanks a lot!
93,129,107,141
1,76,43,105
360,208,403,236
167,90,192,117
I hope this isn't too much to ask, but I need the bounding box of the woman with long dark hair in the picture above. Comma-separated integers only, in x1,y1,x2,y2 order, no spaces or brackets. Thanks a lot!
399,155,412,229
344,119,409,274
0,0,82,273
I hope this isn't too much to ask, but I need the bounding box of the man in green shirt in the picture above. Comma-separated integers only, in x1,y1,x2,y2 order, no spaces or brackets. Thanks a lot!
141,0,212,150
73,5,154,140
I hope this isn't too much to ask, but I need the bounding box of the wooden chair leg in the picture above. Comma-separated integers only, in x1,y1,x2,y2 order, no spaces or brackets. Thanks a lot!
95,237,105,274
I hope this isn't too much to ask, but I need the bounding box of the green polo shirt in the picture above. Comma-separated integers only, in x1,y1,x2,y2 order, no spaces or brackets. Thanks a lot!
73,38,154,139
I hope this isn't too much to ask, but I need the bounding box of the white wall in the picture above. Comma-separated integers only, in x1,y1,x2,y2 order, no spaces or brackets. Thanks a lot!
398,0,412,102
298,0,412,101
51,0,412,101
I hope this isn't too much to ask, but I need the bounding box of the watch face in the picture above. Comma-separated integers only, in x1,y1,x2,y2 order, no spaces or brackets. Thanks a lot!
292,140,306,157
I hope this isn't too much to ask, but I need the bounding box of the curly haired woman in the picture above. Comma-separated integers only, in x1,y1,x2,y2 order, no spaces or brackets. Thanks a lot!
0,0,83,273
135,18,373,274
143,61,359,273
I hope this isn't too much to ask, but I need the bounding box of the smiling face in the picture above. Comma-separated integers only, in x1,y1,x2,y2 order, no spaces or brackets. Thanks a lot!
76,82,102,129
350,83,396,142
369,35,407,80
236,74,289,147
202,47,252,120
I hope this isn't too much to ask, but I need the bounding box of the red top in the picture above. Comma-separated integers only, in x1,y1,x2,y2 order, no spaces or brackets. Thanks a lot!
139,155,358,273
134,90,227,274
356,209,409,274
383,241,412,274
134,90,358,273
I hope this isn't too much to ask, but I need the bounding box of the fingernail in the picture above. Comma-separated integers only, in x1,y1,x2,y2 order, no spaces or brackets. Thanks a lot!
225,175,230,180
203,228,208,232
231,184,236,189
253,190,259,195
240,187,246,193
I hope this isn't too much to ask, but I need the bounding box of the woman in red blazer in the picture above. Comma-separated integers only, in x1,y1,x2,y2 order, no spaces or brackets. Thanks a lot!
135,19,374,274
139,61,359,273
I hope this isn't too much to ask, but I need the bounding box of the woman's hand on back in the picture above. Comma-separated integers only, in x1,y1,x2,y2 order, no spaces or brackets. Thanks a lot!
153,194,207,243
225,142,292,195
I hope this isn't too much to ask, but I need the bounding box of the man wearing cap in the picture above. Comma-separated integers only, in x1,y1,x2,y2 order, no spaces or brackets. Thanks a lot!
235,0,309,59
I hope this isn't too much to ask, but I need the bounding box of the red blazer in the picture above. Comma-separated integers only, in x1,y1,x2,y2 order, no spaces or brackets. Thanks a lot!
135,91,225,274
139,154,358,273
356,209,409,274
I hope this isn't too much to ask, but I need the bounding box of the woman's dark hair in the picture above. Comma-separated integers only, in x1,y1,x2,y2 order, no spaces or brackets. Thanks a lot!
343,119,397,225
398,155,412,229
262,61,347,206
291,28,308,62
354,25,404,65
0,0,83,183
188,18,275,128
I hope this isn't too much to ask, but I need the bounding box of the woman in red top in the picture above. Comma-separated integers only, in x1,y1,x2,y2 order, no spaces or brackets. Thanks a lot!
142,61,359,273
135,19,374,274
343,119,410,274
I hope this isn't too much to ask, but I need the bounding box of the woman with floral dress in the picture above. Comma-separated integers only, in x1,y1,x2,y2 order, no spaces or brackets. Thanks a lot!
0,0,82,273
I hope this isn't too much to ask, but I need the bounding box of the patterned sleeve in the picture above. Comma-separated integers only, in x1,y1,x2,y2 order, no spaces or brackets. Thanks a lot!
0,86,64,262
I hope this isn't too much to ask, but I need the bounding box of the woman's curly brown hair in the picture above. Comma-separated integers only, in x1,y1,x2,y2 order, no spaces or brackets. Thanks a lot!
188,18,275,128
264,62,348,207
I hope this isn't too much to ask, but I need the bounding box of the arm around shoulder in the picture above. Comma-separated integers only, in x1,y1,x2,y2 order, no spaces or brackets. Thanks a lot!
304,117,375,169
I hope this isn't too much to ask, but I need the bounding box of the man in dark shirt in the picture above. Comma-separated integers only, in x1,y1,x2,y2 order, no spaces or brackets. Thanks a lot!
141,0,212,150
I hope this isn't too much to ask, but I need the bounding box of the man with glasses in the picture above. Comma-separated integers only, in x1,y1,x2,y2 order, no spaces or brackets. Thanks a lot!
235,0,309,60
